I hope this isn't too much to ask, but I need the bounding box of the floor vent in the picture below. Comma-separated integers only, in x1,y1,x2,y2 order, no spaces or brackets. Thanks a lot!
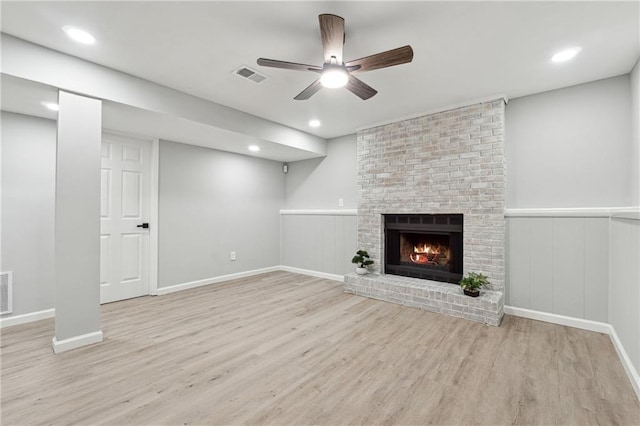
232,65,268,83
1,271,13,315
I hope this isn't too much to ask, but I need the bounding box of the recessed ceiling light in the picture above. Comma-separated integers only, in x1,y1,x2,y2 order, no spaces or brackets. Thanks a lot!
41,102,59,111
551,47,581,63
309,119,321,128
248,145,260,152
63,25,96,45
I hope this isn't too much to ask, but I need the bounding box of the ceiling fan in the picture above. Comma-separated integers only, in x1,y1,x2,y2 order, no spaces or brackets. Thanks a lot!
257,14,414,101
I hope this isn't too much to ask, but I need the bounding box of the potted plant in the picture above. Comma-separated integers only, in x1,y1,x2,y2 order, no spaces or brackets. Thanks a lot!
459,272,490,297
352,250,374,275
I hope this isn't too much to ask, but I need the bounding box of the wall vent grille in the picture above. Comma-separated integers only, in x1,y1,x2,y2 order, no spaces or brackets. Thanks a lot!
232,65,268,84
1,272,13,315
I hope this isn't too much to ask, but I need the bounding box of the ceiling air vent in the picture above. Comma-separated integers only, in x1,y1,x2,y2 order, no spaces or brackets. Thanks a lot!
233,65,268,84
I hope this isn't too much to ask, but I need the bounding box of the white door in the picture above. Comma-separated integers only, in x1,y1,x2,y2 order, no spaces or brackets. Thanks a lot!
100,134,151,304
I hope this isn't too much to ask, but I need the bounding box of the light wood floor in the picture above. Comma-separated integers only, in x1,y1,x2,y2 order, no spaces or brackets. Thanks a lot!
2,271,638,425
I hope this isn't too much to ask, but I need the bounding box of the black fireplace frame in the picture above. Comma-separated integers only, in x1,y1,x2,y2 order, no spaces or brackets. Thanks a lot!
384,214,463,284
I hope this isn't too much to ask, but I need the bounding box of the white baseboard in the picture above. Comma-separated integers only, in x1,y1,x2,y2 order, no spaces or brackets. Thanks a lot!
504,306,611,334
52,330,103,354
277,265,345,282
156,266,282,295
505,305,639,400
0,308,55,328
608,325,640,400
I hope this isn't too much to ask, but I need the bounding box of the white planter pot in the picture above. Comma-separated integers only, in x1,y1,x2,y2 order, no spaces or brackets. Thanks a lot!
356,267,368,275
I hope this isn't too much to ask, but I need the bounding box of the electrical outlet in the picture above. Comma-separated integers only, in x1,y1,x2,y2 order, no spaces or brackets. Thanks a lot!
338,198,344,207
230,251,236,261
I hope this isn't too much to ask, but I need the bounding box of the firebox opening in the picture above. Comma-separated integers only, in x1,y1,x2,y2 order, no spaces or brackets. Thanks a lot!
400,233,451,268
384,214,463,284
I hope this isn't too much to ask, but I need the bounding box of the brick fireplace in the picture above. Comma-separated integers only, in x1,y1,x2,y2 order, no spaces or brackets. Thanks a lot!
344,99,506,326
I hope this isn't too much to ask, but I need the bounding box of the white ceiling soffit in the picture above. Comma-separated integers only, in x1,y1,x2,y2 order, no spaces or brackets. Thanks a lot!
1,1,637,139
101,103,322,163
0,34,328,161
0,74,324,162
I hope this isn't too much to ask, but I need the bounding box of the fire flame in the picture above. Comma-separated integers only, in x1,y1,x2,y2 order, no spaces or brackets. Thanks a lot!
413,244,439,255
410,243,446,265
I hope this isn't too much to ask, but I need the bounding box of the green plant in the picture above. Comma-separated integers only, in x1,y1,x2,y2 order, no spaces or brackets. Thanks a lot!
351,250,374,268
459,272,490,290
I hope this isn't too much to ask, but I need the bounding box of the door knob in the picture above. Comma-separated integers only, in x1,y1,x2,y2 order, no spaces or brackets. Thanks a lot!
136,223,149,229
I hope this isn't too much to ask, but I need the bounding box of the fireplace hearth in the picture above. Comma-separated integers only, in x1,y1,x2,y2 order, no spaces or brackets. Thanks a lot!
384,214,463,284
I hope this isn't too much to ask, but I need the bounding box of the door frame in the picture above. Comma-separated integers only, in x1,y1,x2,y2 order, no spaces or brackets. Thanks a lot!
149,137,159,295
102,130,160,297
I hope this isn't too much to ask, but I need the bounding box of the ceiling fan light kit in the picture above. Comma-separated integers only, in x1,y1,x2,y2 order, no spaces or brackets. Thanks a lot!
320,66,349,88
257,13,413,100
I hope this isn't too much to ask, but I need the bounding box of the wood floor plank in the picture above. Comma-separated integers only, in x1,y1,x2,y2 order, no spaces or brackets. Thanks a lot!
1,271,638,425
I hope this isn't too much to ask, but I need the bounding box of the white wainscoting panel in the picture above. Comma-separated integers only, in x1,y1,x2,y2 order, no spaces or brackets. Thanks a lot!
281,213,357,276
552,218,585,318
505,217,530,307
584,218,609,321
506,217,609,322
609,216,640,389
529,218,553,313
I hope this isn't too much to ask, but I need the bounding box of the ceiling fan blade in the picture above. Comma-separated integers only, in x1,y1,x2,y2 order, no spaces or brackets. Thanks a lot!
346,75,377,100
257,58,322,72
345,45,414,73
294,79,323,100
319,14,345,64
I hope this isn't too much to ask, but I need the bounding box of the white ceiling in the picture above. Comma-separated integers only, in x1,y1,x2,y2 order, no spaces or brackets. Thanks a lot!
1,1,639,139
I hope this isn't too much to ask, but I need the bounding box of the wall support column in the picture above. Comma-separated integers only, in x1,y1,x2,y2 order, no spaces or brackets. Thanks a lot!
52,90,103,353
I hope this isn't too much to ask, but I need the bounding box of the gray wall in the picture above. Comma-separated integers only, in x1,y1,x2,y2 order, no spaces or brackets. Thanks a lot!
506,216,609,322
631,58,640,206
609,57,640,377
280,214,357,276
285,134,357,209
504,75,636,331
158,140,284,288
504,71,639,377
506,75,632,208
1,112,56,317
609,216,640,378
280,135,358,275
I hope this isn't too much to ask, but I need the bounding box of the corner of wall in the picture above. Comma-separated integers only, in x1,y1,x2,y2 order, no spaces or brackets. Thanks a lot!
630,57,640,206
